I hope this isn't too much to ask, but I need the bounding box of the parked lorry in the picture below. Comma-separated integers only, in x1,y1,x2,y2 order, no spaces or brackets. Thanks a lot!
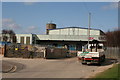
77,51,105,65
77,40,106,65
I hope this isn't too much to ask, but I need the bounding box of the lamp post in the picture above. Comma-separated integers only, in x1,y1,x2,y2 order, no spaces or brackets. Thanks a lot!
88,13,91,49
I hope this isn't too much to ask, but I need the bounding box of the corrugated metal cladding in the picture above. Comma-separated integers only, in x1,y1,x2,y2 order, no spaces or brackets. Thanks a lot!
48,28,100,35
36,35,104,41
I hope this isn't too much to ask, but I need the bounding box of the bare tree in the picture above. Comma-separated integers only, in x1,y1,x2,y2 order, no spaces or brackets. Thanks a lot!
106,30,120,47
2,29,17,43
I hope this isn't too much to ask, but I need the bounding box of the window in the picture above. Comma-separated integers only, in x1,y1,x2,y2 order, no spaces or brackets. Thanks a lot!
26,37,30,45
20,37,24,44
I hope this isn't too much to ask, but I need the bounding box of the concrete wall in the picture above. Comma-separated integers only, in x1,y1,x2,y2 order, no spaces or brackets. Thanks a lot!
49,28,100,35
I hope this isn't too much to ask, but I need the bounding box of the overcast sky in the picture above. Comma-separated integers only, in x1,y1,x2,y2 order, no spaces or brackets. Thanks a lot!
2,2,118,34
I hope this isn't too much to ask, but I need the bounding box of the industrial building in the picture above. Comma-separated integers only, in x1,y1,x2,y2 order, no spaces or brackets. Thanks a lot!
15,23,106,51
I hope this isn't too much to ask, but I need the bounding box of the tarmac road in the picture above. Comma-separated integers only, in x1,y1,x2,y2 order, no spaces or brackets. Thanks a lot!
2,57,117,79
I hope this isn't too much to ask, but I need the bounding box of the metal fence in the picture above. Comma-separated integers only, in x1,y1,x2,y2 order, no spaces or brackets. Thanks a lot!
104,47,120,59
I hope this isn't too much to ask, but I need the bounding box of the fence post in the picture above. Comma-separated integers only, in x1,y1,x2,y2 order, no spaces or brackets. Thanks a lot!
4,44,7,57
117,47,119,60
44,48,46,59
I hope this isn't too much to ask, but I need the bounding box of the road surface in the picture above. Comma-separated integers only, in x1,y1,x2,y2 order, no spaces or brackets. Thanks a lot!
2,57,116,78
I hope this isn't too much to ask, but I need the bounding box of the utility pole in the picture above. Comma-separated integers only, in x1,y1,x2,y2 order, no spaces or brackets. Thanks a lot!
88,13,91,49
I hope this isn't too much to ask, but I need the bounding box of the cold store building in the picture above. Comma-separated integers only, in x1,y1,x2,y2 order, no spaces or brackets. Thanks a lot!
15,23,106,51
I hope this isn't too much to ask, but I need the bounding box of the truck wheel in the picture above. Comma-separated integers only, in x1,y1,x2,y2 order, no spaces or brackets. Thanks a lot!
81,59,86,65
103,55,105,62
98,62,101,66
98,58,101,66
82,62,87,65
82,62,86,65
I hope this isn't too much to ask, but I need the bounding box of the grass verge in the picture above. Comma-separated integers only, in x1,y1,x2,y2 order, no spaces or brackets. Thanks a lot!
91,64,120,80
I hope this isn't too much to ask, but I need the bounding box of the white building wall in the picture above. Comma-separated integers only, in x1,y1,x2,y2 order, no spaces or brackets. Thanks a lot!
75,28,79,35
61,29,68,35
49,30,60,35
14,28,103,44
36,35,105,41
49,28,100,36
79,29,87,35
16,34,32,44
90,30,100,35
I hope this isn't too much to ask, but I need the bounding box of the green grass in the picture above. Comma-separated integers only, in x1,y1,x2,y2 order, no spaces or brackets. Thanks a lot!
92,64,120,80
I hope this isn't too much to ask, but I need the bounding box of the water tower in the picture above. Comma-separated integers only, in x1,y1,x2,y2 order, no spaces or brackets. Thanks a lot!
46,22,56,34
